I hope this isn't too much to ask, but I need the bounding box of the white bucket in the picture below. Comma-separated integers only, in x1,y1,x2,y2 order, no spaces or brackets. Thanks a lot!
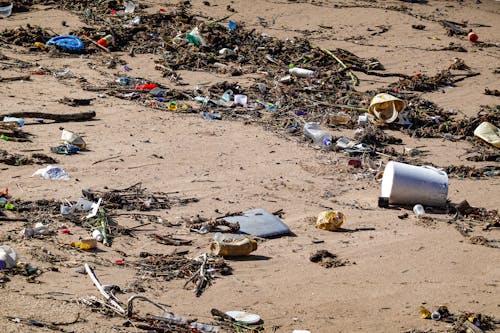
381,161,448,207
0,3,12,18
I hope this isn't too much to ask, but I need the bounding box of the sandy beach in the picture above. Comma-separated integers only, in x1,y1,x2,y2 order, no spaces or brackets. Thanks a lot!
0,0,499,332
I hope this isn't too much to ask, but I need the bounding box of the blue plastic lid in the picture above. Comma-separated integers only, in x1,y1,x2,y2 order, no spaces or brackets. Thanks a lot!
46,35,85,52
323,138,332,146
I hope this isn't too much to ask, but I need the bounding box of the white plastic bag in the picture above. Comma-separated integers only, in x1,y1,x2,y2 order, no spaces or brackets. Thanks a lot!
32,165,70,180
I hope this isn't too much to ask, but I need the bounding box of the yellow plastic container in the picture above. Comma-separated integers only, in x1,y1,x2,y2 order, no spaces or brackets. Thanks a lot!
71,239,97,250
210,238,257,256
316,211,346,231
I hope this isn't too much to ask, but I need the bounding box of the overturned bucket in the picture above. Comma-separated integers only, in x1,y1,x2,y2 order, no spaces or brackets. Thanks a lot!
369,93,405,124
380,161,448,207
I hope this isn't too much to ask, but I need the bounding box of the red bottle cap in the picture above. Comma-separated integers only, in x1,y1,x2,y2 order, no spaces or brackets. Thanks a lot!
468,32,478,43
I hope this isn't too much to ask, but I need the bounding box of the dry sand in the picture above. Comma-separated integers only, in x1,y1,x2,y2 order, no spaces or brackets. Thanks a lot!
0,0,499,332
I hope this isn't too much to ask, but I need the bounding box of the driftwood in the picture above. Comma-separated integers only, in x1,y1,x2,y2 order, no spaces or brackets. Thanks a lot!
440,20,467,35
0,75,31,82
2,111,96,122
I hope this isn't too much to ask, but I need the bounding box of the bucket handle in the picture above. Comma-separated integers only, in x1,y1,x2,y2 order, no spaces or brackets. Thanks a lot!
422,165,447,176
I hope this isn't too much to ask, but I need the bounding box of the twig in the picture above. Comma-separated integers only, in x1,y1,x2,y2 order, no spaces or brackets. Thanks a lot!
318,47,359,86
127,163,161,169
82,35,110,53
92,155,122,165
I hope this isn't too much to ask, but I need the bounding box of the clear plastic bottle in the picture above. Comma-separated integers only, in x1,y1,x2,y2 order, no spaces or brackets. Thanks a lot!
303,122,332,148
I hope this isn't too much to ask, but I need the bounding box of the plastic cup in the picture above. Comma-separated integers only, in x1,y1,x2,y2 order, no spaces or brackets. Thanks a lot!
413,204,425,217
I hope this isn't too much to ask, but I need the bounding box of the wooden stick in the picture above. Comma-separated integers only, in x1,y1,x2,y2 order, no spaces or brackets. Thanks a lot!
2,111,96,122
0,75,31,82
82,35,110,53
91,155,122,165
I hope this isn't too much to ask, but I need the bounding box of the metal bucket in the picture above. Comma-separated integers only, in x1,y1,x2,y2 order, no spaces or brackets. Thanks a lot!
381,161,448,207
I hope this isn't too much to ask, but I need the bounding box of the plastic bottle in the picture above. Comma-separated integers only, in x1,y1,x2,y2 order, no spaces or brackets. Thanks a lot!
92,229,104,242
289,67,316,78
303,122,332,148
0,245,18,270
97,35,114,47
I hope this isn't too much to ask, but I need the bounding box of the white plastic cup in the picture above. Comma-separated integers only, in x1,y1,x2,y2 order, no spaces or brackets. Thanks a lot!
413,204,425,217
381,161,448,207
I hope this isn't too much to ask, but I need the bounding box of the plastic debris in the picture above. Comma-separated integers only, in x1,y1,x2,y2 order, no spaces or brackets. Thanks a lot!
32,165,71,180
316,211,346,231
474,122,500,148
46,35,85,52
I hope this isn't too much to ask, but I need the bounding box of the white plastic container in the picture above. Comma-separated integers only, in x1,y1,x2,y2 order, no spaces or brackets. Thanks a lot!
234,94,248,107
0,3,12,18
0,245,17,270
289,67,316,78
381,161,448,207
